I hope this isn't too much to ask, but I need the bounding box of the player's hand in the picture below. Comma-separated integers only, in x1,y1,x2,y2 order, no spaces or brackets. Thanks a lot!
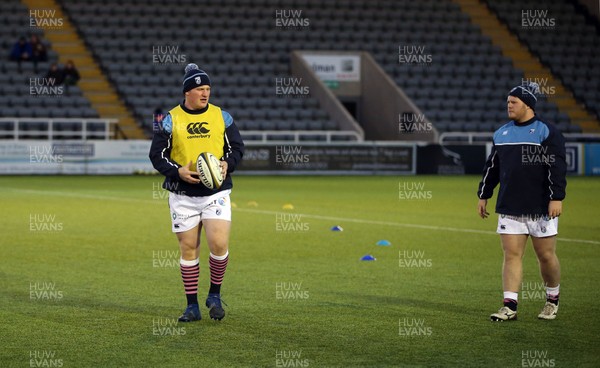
178,161,201,184
219,160,228,179
548,200,562,218
478,199,489,219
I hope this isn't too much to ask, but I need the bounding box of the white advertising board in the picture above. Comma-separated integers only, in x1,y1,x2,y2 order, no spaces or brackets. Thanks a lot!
301,54,361,82
0,140,154,174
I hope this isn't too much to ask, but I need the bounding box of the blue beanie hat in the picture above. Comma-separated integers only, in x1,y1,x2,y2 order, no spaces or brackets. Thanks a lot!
182,63,211,94
508,82,538,110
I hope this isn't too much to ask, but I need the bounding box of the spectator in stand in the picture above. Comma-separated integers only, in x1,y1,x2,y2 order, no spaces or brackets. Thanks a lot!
45,62,64,85
62,60,80,93
29,34,42,49
9,36,33,72
152,108,165,132
30,34,48,73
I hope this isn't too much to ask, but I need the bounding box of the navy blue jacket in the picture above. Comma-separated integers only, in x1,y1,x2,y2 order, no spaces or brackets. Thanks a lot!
477,116,567,216
149,103,244,197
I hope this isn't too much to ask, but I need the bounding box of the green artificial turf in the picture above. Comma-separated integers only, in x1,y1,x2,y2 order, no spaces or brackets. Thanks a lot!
1,175,598,367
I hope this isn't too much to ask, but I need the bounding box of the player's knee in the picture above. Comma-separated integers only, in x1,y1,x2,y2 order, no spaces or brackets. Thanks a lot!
503,248,525,260
214,242,229,252
536,250,557,264
178,238,198,251
209,240,228,254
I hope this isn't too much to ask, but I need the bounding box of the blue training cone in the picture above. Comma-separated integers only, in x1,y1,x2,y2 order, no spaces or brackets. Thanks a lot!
331,225,343,231
376,240,391,246
361,254,376,261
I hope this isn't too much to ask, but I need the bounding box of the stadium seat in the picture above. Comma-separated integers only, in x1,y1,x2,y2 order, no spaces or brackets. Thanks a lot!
486,0,599,122
2,0,585,139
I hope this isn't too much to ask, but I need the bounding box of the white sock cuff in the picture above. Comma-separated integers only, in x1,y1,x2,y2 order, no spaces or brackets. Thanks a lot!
210,251,229,261
546,284,560,296
180,258,200,266
504,291,519,301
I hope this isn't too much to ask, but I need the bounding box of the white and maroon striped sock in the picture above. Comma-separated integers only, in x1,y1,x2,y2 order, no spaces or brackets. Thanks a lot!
209,251,229,294
180,258,199,305
546,284,560,305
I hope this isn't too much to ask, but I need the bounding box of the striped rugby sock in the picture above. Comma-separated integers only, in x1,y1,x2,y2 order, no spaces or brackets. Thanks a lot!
546,285,560,305
503,291,518,311
208,251,229,295
180,258,199,305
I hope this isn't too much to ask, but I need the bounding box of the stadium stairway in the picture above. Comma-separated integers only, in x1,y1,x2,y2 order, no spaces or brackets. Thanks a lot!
454,0,600,133
21,0,145,139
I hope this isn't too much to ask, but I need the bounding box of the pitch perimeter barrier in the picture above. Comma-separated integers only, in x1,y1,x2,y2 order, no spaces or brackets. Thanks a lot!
0,140,415,175
238,142,415,175
0,139,596,175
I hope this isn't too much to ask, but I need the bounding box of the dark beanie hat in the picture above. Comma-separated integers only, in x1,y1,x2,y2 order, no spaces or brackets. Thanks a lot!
508,82,538,110
182,63,211,93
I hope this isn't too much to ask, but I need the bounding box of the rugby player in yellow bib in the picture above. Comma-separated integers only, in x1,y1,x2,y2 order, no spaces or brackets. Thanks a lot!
150,63,244,322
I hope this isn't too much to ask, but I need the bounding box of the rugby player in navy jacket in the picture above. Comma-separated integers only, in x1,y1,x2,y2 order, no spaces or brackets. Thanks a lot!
149,64,244,322
477,83,566,321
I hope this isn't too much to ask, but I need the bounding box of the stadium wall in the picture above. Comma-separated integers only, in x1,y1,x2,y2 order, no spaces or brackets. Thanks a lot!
0,140,593,176
290,51,363,137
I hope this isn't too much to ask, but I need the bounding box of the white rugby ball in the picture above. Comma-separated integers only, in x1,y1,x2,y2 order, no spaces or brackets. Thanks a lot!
196,152,223,190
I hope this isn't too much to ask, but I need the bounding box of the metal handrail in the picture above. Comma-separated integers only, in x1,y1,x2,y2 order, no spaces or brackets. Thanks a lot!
240,130,363,143
0,118,118,140
439,131,600,145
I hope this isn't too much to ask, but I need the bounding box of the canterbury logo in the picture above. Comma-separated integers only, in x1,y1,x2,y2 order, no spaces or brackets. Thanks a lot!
186,122,210,134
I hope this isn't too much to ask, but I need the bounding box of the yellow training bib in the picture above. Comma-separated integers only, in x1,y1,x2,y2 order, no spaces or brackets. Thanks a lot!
169,103,225,166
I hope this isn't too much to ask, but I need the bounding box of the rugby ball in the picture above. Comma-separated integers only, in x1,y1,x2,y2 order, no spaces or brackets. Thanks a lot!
196,152,223,190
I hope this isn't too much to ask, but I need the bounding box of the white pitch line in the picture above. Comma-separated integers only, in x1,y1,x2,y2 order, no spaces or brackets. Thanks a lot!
6,188,600,245
236,208,496,235
6,188,162,205
235,208,600,245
